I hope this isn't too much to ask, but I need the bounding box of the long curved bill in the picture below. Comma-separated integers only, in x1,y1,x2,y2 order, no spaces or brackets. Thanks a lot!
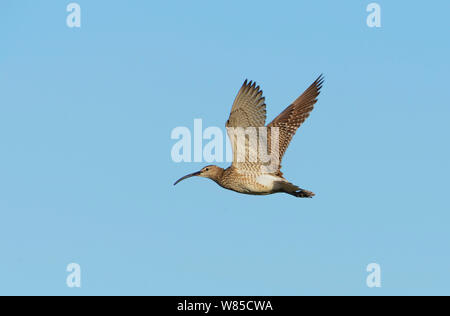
173,171,201,186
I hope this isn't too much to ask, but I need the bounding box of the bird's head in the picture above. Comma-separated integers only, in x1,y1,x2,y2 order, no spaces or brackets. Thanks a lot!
174,165,224,185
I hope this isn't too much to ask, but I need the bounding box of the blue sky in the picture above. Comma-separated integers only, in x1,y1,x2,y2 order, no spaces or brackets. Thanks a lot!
0,0,449,295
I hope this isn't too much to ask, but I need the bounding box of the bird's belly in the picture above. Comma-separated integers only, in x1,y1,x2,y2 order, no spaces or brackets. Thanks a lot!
255,174,285,191
225,174,285,195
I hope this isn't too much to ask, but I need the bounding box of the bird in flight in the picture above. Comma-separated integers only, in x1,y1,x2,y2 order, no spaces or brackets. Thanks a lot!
174,75,324,198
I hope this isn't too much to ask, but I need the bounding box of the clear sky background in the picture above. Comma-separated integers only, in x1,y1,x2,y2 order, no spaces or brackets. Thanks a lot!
0,1,449,296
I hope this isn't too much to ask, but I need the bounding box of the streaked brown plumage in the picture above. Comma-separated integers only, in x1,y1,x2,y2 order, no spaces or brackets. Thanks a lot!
174,75,324,198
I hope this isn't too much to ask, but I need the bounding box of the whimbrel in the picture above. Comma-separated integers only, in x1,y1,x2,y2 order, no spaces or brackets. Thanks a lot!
174,75,324,198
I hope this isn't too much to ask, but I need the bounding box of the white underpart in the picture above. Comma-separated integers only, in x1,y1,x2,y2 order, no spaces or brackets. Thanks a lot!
256,174,286,191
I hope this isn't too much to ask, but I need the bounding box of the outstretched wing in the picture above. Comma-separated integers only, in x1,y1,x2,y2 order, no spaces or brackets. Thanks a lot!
226,80,266,128
226,80,266,170
267,75,324,171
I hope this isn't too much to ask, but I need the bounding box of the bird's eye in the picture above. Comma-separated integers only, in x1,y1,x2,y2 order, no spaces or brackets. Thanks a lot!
205,168,209,171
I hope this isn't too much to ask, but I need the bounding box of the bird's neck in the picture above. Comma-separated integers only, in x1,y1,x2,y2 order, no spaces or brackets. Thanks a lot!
209,167,225,184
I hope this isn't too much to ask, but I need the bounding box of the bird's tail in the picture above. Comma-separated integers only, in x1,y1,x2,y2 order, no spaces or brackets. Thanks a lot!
289,189,315,198
279,181,315,198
